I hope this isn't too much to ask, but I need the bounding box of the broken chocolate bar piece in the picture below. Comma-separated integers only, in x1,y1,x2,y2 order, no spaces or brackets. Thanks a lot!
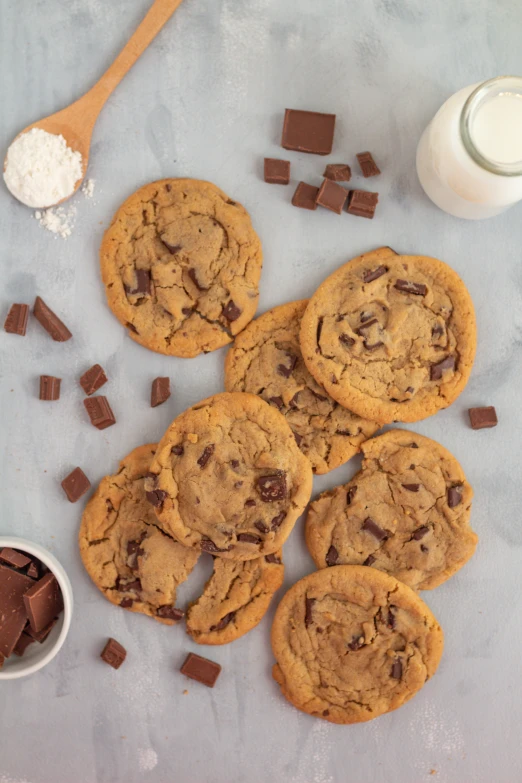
292,182,319,210
25,617,58,643
61,467,91,503
324,163,351,182
347,190,379,219
0,548,31,569
264,158,290,185
0,565,34,658
39,375,61,401
84,396,116,429
4,303,29,336
356,151,381,177
101,637,127,669
13,633,35,657
282,109,336,155
316,178,348,214
23,572,64,634
151,377,171,408
33,296,72,342
468,406,498,430
180,652,221,687
80,364,108,396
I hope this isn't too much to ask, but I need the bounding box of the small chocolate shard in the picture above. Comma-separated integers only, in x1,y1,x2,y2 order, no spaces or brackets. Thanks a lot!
171,444,184,456
391,659,403,679
430,356,455,381
80,364,107,396
222,300,241,322
180,652,221,688
356,318,378,335
394,279,428,296
364,340,384,352
468,406,498,430
362,517,388,541
432,323,444,338
151,377,171,407
39,375,61,401
237,534,261,544
293,431,303,447
13,633,35,657
356,151,381,177
291,181,319,210
255,521,269,534
157,605,184,622
4,303,29,336
271,511,286,530
256,474,287,502
101,638,127,669
363,554,375,567
387,606,396,629
362,265,388,283
84,396,116,430
402,483,420,492
25,618,57,643
119,579,141,593
268,396,284,410
120,597,133,608
245,498,256,507
316,178,348,214
347,190,379,219
347,486,357,505
282,109,336,155
125,269,151,296
162,240,182,254
146,489,167,507
265,553,282,564
324,163,351,182
304,597,315,627
126,322,138,334
200,538,230,554
412,526,429,540
325,545,338,567
188,268,207,291
197,444,215,468
348,635,364,651
210,611,236,631
447,486,463,508
264,158,290,185
182,307,193,316
61,467,91,503
33,297,72,342
339,333,355,348
277,352,298,378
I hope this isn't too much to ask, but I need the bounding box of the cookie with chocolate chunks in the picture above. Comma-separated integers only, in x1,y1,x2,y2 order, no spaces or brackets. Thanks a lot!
225,300,379,474
306,430,477,590
148,392,313,560
300,247,476,424
271,565,444,724
186,552,284,645
100,179,263,358
79,444,199,624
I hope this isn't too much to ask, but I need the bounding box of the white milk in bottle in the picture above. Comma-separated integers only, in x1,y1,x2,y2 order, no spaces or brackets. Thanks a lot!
416,76,522,219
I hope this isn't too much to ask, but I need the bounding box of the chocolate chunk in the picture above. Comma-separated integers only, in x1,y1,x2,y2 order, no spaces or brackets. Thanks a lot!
119,579,141,592
23,572,63,634
363,554,375,566
180,652,221,687
245,499,256,507
0,548,31,569
210,611,236,631
447,486,462,508
222,300,241,322
125,269,151,296
391,659,402,679
200,538,230,554
291,181,319,210
282,109,336,155
182,307,193,317
4,303,29,336
39,375,61,401
0,565,35,657
293,431,303,447
256,473,287,502
324,163,351,182
430,356,455,381
339,333,355,348
421,544,429,553
33,296,72,342
151,377,171,408
157,605,184,622
61,467,91,503
288,392,300,409
187,268,207,291
237,534,261,544
120,597,133,608
347,487,357,505
197,444,215,468
355,318,378,335
362,517,388,541
316,178,348,214
80,364,108,396
348,635,364,651
322,709,330,716
387,606,396,629
271,511,286,530
162,240,182,254
277,352,297,378
364,340,384,352
254,521,269,534
14,633,35,657
264,158,290,185
347,190,379,219
126,322,138,334
394,279,428,296
265,553,282,564
101,638,126,669
311,389,328,402
171,444,184,456
25,617,58,643
412,526,429,540
146,489,167,507
468,406,498,430
432,323,444,338
325,545,338,567
362,265,388,283
316,317,324,347
360,311,374,323
269,396,284,410
410,442,419,449
127,537,145,558
304,597,315,627
83,396,116,430
402,483,420,492
356,151,381,177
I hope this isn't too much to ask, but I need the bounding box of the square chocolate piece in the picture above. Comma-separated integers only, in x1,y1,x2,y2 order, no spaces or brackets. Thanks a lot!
39,375,61,401
61,467,91,503
151,377,171,408
180,652,221,687
324,163,351,182
347,190,379,219
291,182,319,211
4,303,29,336
316,179,348,214
356,151,381,177
80,364,108,396
84,396,116,430
23,572,64,634
468,406,498,430
101,637,127,670
264,158,290,185
282,109,336,155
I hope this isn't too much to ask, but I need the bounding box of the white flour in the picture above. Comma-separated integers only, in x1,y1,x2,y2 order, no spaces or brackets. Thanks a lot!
81,178,95,198
34,205,77,239
4,127,82,208
138,748,158,772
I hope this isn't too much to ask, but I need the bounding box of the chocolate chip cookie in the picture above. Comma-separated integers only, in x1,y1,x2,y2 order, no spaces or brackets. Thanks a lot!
224,300,379,474
100,179,263,358
79,444,199,624
271,565,444,724
300,247,476,424
306,429,477,590
186,551,284,645
147,392,313,560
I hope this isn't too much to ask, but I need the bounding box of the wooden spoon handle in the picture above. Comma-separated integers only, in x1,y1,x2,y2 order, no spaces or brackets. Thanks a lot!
82,0,185,122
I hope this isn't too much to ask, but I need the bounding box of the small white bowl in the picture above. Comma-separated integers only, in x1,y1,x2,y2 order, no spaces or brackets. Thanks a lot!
0,536,73,680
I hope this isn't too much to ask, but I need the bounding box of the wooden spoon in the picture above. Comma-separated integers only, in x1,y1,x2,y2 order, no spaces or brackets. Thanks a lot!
5,0,185,207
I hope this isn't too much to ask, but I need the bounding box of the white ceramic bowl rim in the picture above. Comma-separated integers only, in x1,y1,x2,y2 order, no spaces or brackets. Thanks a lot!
0,536,73,680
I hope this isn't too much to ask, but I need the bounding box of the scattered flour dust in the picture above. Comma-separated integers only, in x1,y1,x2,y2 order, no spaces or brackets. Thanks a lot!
33,179,95,238
138,748,158,772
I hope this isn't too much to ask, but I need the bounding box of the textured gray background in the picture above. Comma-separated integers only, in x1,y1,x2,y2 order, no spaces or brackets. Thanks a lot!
1,0,521,781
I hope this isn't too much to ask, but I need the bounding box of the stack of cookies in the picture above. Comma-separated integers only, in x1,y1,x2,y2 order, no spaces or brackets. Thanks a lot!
81,178,479,724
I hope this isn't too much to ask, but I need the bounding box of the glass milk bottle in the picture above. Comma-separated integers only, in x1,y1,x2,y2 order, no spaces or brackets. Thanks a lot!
416,76,522,219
